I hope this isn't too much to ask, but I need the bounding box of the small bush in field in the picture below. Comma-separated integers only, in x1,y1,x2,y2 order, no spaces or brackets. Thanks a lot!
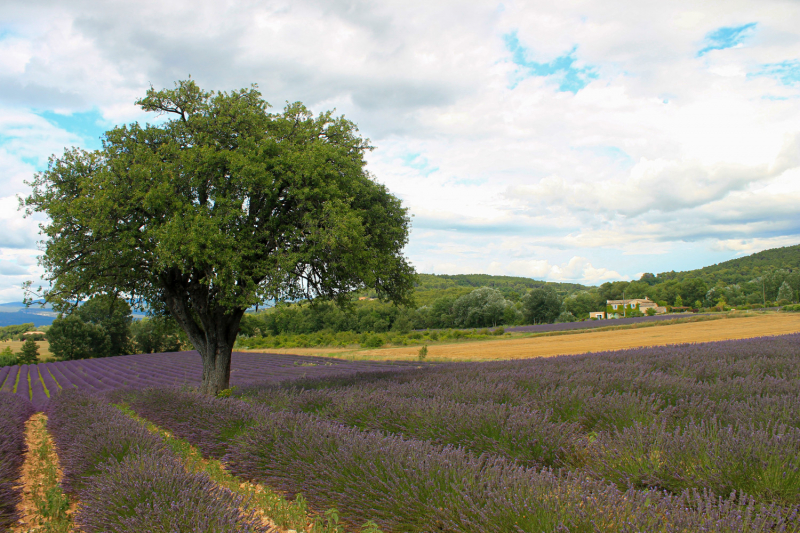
418,345,428,361
362,335,385,348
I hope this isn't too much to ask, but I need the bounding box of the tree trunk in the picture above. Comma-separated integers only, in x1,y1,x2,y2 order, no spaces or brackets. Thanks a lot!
162,287,244,395
198,339,233,395
194,314,244,395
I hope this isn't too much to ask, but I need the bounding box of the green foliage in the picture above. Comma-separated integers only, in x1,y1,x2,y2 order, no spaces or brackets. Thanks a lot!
651,244,800,287
17,337,40,365
0,346,16,367
418,345,428,361
48,315,112,361
130,316,183,354
411,273,587,307
72,294,133,356
521,287,562,324
777,281,793,302
363,334,385,348
216,386,238,398
563,291,605,320
0,323,35,341
25,79,415,393
451,287,509,328
47,294,133,361
555,311,577,323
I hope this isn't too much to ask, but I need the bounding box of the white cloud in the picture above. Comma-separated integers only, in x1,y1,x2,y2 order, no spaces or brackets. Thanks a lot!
505,256,623,284
0,0,799,298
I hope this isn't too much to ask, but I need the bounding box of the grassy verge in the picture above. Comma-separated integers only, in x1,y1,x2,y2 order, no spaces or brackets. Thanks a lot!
15,413,73,533
114,403,381,533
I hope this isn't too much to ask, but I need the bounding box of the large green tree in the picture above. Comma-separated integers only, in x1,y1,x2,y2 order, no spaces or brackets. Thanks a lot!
521,287,562,325
25,80,415,394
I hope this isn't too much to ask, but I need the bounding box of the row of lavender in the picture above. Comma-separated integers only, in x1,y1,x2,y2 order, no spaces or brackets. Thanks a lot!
116,387,799,532
240,334,800,506
503,311,716,333
46,389,268,532
0,351,422,410
0,393,35,530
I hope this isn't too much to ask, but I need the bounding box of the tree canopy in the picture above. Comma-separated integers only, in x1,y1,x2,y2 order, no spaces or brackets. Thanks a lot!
25,80,415,393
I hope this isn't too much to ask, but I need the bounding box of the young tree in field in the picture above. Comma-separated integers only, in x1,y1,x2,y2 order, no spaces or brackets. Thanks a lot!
24,80,415,394
17,337,40,365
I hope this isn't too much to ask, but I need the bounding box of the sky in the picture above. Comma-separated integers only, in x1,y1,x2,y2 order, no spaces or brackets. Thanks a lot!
1,0,800,302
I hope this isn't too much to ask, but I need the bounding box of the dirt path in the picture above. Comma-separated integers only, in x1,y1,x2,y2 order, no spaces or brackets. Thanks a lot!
14,413,75,533
336,313,800,362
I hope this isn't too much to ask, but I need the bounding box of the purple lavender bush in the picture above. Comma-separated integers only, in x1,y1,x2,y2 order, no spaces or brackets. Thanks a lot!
47,390,267,532
78,452,263,533
0,392,35,529
119,387,799,531
109,388,266,458
236,334,800,506
223,409,797,532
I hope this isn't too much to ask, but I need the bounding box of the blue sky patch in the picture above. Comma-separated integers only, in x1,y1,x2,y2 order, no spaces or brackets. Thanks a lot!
697,23,757,56
503,31,597,93
401,152,439,177
37,108,109,151
751,60,800,87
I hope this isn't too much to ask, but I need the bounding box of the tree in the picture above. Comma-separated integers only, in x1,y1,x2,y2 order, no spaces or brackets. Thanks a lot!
17,337,40,365
777,281,793,303
131,317,183,354
46,294,133,360
48,315,112,361
73,294,133,356
25,80,415,394
0,346,16,366
452,287,508,328
555,311,577,323
680,278,708,307
521,287,562,324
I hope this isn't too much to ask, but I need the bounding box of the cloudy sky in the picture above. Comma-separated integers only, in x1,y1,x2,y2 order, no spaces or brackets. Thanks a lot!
1,0,799,301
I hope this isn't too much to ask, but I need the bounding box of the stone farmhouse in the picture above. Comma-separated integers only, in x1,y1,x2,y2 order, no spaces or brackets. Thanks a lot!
589,297,667,319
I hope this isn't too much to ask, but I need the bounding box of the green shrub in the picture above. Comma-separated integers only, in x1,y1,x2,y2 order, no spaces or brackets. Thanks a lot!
0,346,17,367
362,334,385,348
418,345,428,361
492,327,505,336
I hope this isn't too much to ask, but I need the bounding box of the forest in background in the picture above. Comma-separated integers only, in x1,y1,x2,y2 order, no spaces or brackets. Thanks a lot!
3,244,799,360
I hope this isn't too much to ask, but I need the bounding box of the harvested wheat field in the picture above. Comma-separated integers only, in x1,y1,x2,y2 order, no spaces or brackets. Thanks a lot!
341,313,800,362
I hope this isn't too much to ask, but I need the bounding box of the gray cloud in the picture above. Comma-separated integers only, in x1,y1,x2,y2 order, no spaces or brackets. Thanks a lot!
0,260,29,275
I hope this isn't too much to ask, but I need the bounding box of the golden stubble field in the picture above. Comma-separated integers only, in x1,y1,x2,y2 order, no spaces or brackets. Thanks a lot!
0,339,52,359
256,313,800,362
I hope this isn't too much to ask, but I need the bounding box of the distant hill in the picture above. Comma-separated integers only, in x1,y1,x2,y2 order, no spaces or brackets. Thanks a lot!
0,311,56,327
649,244,800,286
412,273,590,306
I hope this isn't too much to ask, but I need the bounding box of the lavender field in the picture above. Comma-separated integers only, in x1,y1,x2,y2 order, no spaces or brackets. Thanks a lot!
4,335,800,531
106,333,800,532
0,351,421,410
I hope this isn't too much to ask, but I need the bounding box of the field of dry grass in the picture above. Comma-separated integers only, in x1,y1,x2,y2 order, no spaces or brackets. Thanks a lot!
264,313,800,362
0,339,52,359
